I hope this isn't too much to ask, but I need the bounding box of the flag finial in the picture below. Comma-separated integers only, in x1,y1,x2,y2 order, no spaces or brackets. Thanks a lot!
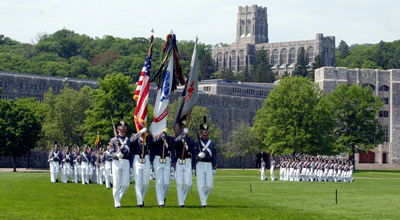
151,28,154,35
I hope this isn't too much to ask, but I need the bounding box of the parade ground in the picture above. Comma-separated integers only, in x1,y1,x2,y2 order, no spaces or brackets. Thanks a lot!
0,170,399,219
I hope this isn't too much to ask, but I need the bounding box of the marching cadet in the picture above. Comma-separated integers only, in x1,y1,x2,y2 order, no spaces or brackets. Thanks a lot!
151,131,175,207
81,145,91,184
72,146,81,183
110,120,133,208
103,143,113,189
89,148,97,183
173,119,196,208
260,158,266,181
97,148,105,185
270,154,277,181
131,127,152,208
194,116,217,208
61,146,73,183
48,143,62,182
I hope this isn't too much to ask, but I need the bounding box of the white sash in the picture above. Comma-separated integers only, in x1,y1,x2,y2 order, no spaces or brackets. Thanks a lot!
119,137,129,152
200,139,212,157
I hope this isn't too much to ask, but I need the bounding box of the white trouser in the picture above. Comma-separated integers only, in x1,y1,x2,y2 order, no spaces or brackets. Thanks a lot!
49,161,59,182
175,158,192,206
61,163,71,183
154,156,171,206
98,166,105,185
73,163,80,183
112,159,130,207
196,162,213,206
104,161,112,188
134,155,150,205
270,166,276,181
81,161,90,184
260,166,266,180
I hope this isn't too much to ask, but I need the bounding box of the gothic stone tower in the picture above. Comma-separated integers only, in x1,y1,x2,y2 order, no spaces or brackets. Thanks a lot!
236,5,268,44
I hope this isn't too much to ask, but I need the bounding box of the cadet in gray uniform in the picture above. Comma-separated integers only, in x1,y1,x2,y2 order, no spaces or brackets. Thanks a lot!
194,116,217,207
48,143,62,183
110,120,134,208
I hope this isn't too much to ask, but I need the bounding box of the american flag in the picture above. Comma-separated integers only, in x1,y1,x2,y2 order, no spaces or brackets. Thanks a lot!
134,36,153,132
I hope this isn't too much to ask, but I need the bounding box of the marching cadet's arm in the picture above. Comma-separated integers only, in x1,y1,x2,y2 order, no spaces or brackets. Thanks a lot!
48,152,53,161
168,136,176,167
211,143,217,170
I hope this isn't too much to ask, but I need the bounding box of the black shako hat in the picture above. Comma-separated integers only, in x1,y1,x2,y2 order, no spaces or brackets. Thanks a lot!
116,120,127,129
200,116,208,131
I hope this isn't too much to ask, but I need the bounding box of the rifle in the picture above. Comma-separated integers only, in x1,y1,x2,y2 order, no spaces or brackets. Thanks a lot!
110,115,121,153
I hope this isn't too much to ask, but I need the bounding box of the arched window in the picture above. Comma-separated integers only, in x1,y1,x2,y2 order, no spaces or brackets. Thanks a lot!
289,48,296,64
231,51,237,67
379,85,389,92
239,50,245,71
363,83,375,91
280,49,287,64
217,53,223,68
240,20,245,36
306,47,314,63
271,49,279,66
224,52,230,68
246,20,251,35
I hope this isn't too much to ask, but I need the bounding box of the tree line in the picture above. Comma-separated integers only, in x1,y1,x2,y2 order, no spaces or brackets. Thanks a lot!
0,30,216,82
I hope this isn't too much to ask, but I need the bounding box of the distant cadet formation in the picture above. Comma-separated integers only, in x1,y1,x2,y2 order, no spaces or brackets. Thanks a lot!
276,156,354,182
48,117,217,208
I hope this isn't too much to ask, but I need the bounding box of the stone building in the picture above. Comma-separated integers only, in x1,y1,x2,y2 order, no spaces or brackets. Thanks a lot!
315,67,400,169
0,71,98,101
212,5,336,74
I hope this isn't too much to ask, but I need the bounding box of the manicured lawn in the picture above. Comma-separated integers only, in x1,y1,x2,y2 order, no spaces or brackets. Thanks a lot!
0,169,399,219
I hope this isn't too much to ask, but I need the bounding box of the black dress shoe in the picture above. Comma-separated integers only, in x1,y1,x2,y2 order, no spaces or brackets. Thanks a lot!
202,205,207,208
115,206,120,209
180,205,185,208
138,204,144,208
159,205,165,208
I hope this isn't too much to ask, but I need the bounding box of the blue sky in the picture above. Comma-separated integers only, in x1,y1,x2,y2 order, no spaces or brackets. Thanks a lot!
1,0,399,46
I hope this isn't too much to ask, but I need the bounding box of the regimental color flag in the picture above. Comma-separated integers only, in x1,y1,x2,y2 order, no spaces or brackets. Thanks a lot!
173,38,199,133
134,35,154,132
149,52,174,136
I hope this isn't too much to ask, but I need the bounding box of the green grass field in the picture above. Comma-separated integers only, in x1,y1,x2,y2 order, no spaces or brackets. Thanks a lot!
1,169,399,219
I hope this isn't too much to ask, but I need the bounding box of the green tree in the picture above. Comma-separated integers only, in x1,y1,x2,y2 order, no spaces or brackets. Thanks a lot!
42,85,93,147
324,84,384,168
388,47,400,69
292,47,308,77
0,100,41,172
338,40,350,59
253,77,334,156
251,48,274,82
84,73,137,147
224,123,261,169
213,68,235,81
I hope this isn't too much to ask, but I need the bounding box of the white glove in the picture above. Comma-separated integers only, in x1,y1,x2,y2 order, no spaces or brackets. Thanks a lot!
117,152,123,159
212,169,216,176
139,127,147,135
183,128,189,134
